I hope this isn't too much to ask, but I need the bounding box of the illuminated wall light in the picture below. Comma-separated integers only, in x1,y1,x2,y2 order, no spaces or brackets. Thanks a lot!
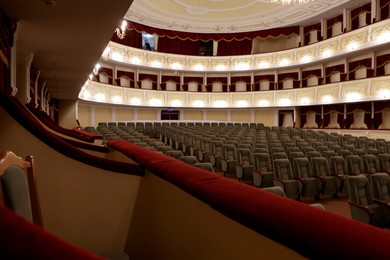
322,95,333,103
111,51,124,62
375,31,390,44
300,97,310,105
215,64,226,71
149,98,163,106
347,91,361,101
213,100,228,107
301,55,312,63
171,99,182,107
130,97,141,105
172,63,181,70
236,100,248,107
82,90,91,99
322,49,333,58
111,95,123,103
151,61,162,67
93,63,101,75
102,47,110,60
258,100,270,107
131,57,141,65
258,61,270,68
89,74,93,80
278,98,291,106
279,59,290,66
194,64,204,71
347,41,359,51
193,100,205,107
378,88,390,99
94,93,106,101
235,62,249,70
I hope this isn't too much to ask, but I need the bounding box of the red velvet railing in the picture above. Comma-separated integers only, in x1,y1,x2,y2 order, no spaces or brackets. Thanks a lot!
0,206,103,259
108,139,390,259
0,91,144,175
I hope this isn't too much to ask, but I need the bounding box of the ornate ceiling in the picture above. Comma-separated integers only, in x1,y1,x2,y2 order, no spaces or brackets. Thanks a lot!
126,0,369,33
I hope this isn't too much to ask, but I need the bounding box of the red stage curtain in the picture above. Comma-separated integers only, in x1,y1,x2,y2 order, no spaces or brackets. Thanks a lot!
111,29,143,49
348,58,373,80
217,38,252,56
157,36,200,55
351,3,371,30
376,53,390,76
253,75,275,91
301,69,322,88
303,23,322,45
326,14,343,38
126,20,299,42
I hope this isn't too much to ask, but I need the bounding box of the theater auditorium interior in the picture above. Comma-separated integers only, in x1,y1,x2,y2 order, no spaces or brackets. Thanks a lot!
2,0,390,259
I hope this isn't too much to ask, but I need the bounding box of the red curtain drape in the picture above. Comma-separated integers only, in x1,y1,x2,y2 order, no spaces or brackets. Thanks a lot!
161,75,180,91
253,75,275,91
206,77,228,92
116,70,135,88
374,101,390,129
376,53,390,76
157,36,200,55
111,29,143,49
138,73,158,90
323,104,344,129
325,64,346,83
303,23,321,45
327,14,343,38
300,106,322,128
277,72,299,89
348,58,373,80
345,102,372,129
380,0,390,20
217,38,252,56
231,76,252,91
301,69,322,88
351,3,371,30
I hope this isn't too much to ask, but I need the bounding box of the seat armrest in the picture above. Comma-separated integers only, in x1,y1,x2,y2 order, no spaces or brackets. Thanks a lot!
348,201,374,216
373,198,390,208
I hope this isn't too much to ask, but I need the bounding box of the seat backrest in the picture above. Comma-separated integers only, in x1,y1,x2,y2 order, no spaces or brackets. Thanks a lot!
312,157,331,177
362,154,379,174
0,151,42,226
329,156,347,175
378,153,390,172
166,150,184,159
346,155,364,174
223,144,237,161
347,175,373,206
293,157,313,178
371,173,390,202
212,141,224,156
194,163,214,173
254,153,272,172
273,159,293,180
179,156,198,165
237,148,253,166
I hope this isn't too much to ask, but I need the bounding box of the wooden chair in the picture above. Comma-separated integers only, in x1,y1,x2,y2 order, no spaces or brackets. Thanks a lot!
0,150,43,227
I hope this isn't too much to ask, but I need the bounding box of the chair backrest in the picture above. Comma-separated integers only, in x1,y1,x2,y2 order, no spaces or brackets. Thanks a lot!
371,173,390,202
378,153,390,172
166,150,184,159
346,155,364,174
293,157,313,178
0,151,42,226
329,156,347,176
347,175,373,206
312,157,331,177
237,148,253,166
362,154,380,174
222,144,237,161
273,159,293,180
179,156,198,165
254,153,272,172
193,163,214,173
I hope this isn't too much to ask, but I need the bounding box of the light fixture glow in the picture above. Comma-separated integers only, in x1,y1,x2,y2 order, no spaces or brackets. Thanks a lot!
111,95,123,103
236,100,249,107
193,100,205,107
375,31,390,44
347,41,359,51
216,64,226,71
213,100,228,107
130,97,141,105
322,95,333,103
235,62,250,70
93,63,101,75
322,49,333,58
130,57,141,65
149,98,163,106
278,98,291,106
258,61,270,69
111,51,124,61
300,97,310,105
378,88,390,99
347,92,361,101
258,100,270,107
116,20,127,39
94,93,106,101
151,61,162,67
279,59,290,66
171,99,182,107
270,0,313,5
301,55,312,63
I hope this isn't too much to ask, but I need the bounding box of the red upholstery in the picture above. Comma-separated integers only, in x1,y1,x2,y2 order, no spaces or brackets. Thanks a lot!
0,206,104,259
109,139,390,259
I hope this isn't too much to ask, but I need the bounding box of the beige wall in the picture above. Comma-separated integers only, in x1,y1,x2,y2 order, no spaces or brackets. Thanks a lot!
0,106,141,253
183,110,203,120
115,108,134,122
231,110,251,122
255,109,278,126
127,172,304,260
78,106,91,127
138,109,157,120
58,100,78,129
207,110,227,121
95,106,112,125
